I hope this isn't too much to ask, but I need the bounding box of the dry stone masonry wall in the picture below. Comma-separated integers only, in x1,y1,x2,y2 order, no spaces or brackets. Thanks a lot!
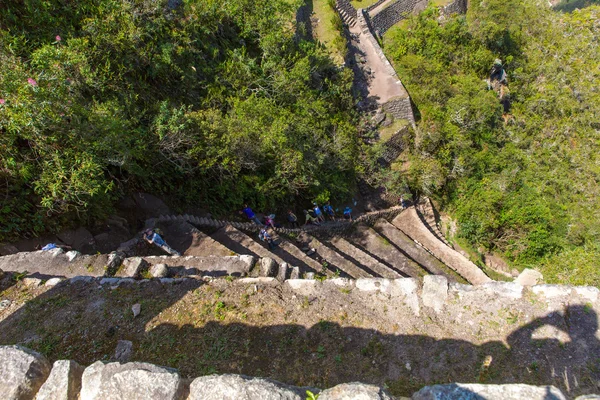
370,0,428,34
1,343,584,399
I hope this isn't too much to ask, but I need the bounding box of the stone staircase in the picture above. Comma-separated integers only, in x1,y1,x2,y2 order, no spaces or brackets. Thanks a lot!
336,0,357,27
0,205,488,285
415,197,451,247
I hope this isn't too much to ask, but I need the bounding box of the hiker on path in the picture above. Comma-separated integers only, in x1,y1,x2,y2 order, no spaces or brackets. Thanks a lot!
304,210,321,226
287,210,299,228
343,206,353,221
240,204,263,226
143,229,181,256
259,228,277,250
323,202,335,221
264,214,277,229
313,203,325,223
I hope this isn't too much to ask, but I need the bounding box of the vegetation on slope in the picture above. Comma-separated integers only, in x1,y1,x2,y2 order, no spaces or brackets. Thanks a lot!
382,1,600,285
0,0,358,240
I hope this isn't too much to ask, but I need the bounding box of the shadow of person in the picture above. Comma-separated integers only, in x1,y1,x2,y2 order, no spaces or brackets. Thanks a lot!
503,304,600,395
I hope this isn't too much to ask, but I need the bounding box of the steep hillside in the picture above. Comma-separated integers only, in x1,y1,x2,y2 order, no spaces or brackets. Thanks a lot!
0,0,357,240
381,1,600,285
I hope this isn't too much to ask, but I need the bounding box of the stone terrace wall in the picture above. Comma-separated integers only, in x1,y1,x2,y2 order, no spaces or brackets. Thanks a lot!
440,0,468,16
382,96,414,125
378,125,410,166
370,0,428,34
0,343,578,399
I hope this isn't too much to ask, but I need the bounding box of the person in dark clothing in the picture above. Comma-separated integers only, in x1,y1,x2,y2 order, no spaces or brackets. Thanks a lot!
287,210,300,228
323,202,335,221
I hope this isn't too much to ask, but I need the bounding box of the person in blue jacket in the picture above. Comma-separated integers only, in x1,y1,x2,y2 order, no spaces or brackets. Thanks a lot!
143,229,181,256
240,204,263,226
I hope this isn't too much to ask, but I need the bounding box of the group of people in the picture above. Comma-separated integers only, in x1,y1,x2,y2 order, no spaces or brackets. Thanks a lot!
240,202,354,229
142,201,361,256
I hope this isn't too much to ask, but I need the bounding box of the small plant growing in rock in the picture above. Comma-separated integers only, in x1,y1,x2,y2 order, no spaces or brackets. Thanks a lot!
306,390,319,400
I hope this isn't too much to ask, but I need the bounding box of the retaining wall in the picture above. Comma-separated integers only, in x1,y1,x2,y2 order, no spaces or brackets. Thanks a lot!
370,0,428,34
0,342,579,399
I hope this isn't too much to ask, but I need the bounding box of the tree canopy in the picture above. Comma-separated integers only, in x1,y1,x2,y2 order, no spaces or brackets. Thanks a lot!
0,0,358,239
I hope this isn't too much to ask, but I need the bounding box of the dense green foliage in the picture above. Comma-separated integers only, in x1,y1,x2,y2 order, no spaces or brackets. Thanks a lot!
0,0,358,239
384,1,600,284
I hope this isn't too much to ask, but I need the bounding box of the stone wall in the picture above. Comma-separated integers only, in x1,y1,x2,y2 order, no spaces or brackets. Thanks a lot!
378,125,410,166
382,96,415,125
0,343,581,399
440,0,468,16
370,0,428,34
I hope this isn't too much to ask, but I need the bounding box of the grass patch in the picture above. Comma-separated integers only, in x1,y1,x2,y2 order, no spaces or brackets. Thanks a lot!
312,0,346,63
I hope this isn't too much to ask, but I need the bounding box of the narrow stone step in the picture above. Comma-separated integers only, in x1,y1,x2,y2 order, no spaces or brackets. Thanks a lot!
156,221,232,257
141,255,254,277
373,219,464,283
392,208,492,285
349,224,426,278
277,241,328,276
211,225,286,267
329,237,401,279
300,234,372,279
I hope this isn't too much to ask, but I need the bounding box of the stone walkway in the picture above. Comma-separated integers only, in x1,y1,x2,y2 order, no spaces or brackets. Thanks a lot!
349,18,409,105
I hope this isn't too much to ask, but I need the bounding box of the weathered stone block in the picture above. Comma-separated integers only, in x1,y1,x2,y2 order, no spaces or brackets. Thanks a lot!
188,374,310,400
277,262,289,281
150,263,169,278
80,361,183,400
35,359,84,400
412,383,566,400
260,257,277,277
514,268,543,286
45,278,63,287
422,275,448,313
116,257,148,278
318,382,393,399
0,345,51,400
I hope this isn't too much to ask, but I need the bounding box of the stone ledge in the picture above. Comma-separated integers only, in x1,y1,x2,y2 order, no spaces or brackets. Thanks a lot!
1,346,585,400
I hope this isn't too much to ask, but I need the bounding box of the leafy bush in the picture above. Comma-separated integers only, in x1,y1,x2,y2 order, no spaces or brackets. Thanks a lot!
0,0,359,240
383,3,600,284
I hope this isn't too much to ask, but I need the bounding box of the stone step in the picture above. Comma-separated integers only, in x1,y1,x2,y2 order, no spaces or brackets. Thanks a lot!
277,241,329,276
157,220,231,257
211,225,286,269
372,219,464,283
349,224,426,278
392,208,492,285
300,233,372,279
139,255,254,277
0,251,110,279
329,237,400,279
